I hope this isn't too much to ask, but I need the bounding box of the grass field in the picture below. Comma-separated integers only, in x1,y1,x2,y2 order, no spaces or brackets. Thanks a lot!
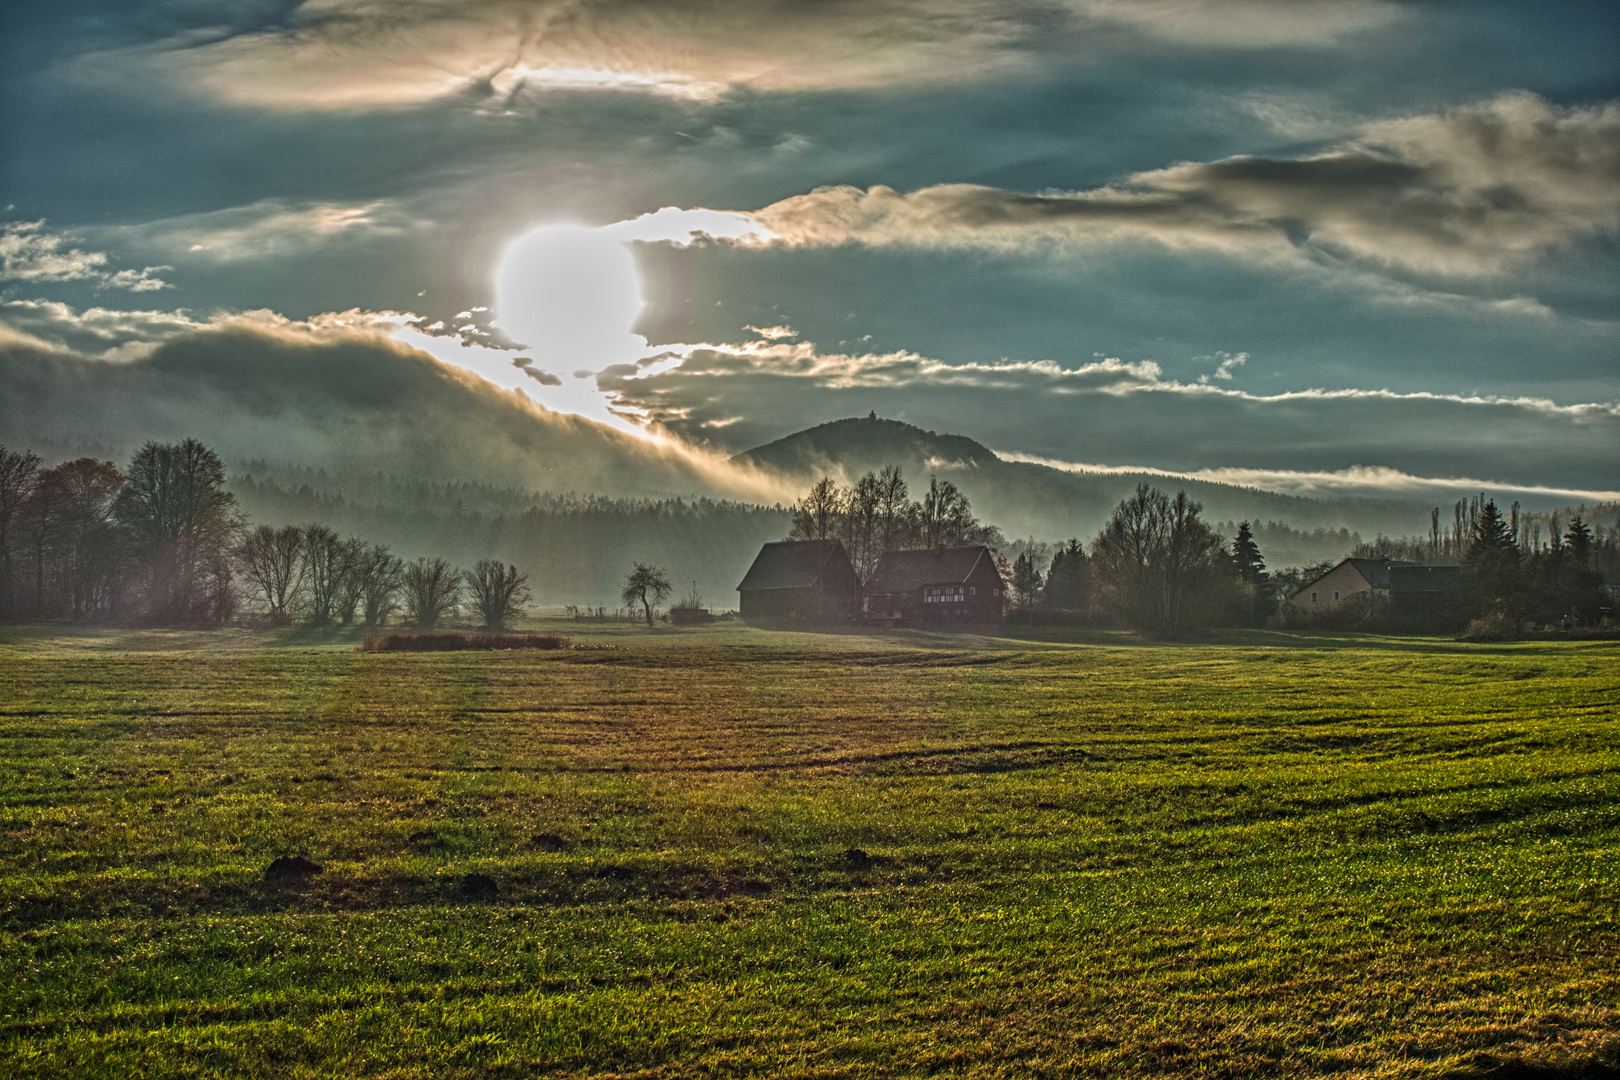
1,621,1617,1078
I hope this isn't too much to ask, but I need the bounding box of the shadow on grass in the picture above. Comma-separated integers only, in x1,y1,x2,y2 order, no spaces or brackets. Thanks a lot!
1443,1054,1620,1079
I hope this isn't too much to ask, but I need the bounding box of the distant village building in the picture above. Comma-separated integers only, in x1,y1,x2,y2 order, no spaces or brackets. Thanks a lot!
1288,557,1423,611
863,546,1004,627
736,540,859,627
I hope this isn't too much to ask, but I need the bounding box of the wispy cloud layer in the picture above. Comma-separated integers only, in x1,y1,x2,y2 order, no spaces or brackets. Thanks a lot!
744,95,1620,279
597,334,1620,490
3,298,1612,500
1000,454,1620,505
107,199,422,261
105,0,1396,111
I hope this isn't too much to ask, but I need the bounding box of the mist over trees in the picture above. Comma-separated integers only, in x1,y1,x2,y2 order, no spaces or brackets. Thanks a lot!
230,466,789,608
5,437,1613,636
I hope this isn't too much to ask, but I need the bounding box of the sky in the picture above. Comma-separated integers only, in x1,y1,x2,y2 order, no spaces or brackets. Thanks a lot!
1,0,1616,500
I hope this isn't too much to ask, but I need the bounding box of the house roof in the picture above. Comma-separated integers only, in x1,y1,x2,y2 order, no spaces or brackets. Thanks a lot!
1388,564,1461,592
1296,557,1422,596
737,540,847,592
867,546,992,594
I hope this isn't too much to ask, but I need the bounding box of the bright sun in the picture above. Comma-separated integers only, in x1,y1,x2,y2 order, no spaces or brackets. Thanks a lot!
493,224,646,360
488,223,654,428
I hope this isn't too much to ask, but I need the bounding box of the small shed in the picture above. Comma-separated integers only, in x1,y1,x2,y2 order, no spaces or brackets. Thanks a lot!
864,546,1004,627
736,540,859,628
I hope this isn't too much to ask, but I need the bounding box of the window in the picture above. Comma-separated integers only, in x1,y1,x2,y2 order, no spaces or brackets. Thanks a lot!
969,587,976,596
1310,591,1318,602
1332,590,1340,601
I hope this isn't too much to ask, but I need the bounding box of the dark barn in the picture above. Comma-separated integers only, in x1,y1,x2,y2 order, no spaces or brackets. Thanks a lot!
736,540,860,628
863,546,1004,628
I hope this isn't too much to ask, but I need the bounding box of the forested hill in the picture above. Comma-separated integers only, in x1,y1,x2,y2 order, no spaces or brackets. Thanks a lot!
0,321,783,502
733,416,1433,541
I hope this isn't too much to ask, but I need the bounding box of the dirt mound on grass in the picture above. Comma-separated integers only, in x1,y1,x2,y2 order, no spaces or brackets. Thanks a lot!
263,855,323,881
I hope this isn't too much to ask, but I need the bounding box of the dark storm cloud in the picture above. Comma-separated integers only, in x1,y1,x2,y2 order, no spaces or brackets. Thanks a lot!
749,94,1620,279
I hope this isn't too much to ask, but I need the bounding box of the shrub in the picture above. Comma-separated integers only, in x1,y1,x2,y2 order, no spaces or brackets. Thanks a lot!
1458,611,1520,642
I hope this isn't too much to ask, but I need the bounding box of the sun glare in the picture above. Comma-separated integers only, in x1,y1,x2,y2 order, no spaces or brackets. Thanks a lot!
492,223,652,429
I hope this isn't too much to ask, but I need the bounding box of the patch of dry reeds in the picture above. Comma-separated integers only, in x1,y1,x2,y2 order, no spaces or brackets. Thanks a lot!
361,632,572,652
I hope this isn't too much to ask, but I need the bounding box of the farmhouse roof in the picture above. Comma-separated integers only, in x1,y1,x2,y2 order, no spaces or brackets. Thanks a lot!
867,546,992,594
737,540,847,592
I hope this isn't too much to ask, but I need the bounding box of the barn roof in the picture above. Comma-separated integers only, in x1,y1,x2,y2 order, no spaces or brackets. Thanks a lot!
867,546,992,594
737,540,848,592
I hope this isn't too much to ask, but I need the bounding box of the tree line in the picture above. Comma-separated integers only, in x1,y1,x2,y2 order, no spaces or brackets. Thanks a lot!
0,441,533,628
1005,484,1269,635
787,472,1614,635
785,471,1252,634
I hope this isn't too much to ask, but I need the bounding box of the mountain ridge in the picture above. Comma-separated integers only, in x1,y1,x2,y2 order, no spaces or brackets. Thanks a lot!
732,416,1434,540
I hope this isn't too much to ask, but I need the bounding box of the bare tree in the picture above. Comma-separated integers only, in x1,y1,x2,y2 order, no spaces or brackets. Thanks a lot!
235,524,307,623
299,524,344,625
333,537,368,625
789,477,843,541
402,557,461,628
113,439,241,623
842,472,884,580
1011,547,1044,623
1090,484,1231,635
357,544,403,625
874,465,910,554
466,559,532,629
30,459,126,620
620,562,671,627
917,476,981,549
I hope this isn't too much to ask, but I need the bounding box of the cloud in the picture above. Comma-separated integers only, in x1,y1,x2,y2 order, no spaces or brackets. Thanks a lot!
742,94,1620,279
100,0,1395,111
603,207,772,248
1197,351,1246,383
0,306,798,503
108,199,421,261
514,359,563,386
0,299,202,360
601,339,1162,396
1000,455,1620,505
598,336,1620,491
0,221,172,291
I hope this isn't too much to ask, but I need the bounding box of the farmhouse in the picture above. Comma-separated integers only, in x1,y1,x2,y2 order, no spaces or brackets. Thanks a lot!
736,540,860,627
863,546,1004,627
1288,557,1421,611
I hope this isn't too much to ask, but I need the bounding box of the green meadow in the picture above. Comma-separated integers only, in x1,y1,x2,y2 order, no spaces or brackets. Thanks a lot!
1,622,1616,1078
